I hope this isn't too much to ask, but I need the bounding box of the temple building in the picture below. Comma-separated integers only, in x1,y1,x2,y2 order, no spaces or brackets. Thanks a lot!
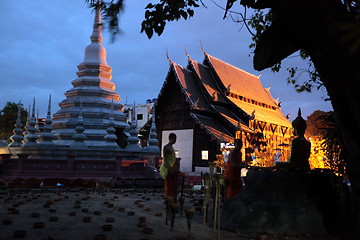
0,6,160,181
155,52,292,173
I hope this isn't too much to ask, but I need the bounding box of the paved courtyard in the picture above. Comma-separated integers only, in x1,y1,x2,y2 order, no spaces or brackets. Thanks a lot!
0,189,337,240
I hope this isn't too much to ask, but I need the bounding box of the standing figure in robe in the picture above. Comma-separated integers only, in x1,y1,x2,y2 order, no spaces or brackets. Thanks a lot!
225,139,246,199
160,133,179,203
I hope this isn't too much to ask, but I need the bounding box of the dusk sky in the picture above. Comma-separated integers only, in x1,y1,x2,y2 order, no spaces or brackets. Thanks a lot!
0,0,332,121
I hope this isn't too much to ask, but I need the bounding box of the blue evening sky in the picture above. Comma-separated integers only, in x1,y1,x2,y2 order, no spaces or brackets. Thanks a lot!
0,0,332,120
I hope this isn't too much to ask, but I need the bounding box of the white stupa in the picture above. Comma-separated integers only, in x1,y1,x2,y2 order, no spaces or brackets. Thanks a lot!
1,4,160,181
52,5,128,147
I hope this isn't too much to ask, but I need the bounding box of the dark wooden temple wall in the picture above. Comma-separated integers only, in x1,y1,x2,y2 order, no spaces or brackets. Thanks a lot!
155,70,194,150
192,124,219,171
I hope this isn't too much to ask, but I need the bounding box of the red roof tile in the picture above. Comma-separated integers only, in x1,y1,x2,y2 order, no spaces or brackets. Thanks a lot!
189,59,228,104
171,62,212,112
205,53,278,108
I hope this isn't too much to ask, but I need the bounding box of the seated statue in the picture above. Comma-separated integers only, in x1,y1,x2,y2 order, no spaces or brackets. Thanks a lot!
276,108,311,171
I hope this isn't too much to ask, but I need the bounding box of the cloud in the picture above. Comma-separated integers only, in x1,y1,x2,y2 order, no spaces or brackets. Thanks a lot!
0,0,332,121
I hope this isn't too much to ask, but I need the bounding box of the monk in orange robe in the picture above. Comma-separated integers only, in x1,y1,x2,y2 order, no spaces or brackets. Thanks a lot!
160,133,179,203
225,139,246,199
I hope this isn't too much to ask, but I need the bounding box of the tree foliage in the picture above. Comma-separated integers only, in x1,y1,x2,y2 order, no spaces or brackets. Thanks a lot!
305,110,329,138
0,102,28,142
306,110,347,177
318,111,347,178
87,0,203,40
86,0,125,41
140,0,203,38
246,9,321,93
88,0,358,93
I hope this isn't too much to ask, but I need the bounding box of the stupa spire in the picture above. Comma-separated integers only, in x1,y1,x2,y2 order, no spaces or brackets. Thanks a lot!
90,1,103,44
104,98,119,148
8,102,24,147
147,108,160,153
35,108,41,136
126,103,140,150
23,105,30,137
72,100,87,148
47,94,52,115
22,98,39,147
38,95,55,146
31,98,35,118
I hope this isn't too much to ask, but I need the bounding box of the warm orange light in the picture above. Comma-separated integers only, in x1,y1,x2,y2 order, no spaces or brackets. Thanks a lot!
248,149,275,167
0,148,10,155
308,137,329,170
214,154,225,169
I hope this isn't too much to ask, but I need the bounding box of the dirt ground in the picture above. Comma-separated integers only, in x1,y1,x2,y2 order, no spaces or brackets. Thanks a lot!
0,189,338,240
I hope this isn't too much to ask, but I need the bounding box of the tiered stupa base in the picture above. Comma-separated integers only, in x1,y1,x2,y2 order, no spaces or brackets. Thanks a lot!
0,146,159,181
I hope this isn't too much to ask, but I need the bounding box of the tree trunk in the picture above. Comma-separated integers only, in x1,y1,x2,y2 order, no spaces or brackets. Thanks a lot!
311,54,360,238
247,0,360,236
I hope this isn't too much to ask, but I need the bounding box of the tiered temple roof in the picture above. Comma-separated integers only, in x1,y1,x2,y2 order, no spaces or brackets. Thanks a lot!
158,51,292,143
204,53,291,128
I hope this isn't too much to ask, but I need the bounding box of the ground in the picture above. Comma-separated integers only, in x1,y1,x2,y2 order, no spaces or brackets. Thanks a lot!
0,189,339,240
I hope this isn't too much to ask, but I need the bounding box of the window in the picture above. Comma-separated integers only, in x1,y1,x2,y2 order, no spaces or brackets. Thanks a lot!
137,114,143,120
201,150,209,160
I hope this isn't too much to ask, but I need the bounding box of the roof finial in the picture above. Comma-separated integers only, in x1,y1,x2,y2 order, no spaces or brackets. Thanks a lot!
200,40,205,52
90,0,103,44
185,47,191,61
166,48,170,60
166,48,172,65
